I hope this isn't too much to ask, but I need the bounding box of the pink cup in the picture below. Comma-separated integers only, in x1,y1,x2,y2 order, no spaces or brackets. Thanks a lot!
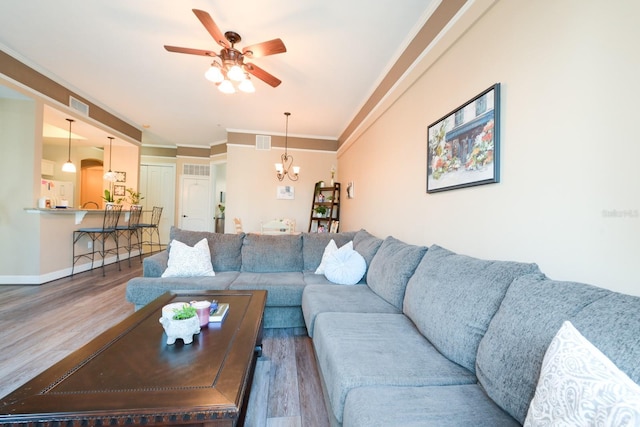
191,300,211,327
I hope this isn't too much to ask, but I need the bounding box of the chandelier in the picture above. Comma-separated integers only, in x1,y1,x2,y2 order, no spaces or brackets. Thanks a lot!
204,32,255,94
103,137,117,182
61,118,76,173
275,112,300,181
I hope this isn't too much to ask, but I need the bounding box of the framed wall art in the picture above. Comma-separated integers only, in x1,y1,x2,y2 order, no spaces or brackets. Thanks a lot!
113,185,126,197
427,83,500,193
115,171,127,183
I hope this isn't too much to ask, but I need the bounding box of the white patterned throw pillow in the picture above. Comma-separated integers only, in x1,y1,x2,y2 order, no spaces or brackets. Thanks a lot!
161,238,215,277
323,241,366,285
315,239,339,274
524,321,640,426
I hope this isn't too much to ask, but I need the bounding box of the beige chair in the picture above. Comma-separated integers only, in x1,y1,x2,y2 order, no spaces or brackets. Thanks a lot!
233,217,243,234
261,218,296,234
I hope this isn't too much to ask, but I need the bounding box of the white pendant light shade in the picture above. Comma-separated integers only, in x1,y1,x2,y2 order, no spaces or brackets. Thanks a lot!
62,161,76,173
239,77,255,93
218,79,236,94
227,65,244,82
62,118,76,173
205,64,224,83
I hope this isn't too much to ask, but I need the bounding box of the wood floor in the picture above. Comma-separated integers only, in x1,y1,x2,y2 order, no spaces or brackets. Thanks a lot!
0,259,329,427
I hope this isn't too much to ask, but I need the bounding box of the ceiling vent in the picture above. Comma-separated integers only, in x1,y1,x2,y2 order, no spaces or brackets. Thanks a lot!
182,164,210,177
69,96,89,116
256,135,271,150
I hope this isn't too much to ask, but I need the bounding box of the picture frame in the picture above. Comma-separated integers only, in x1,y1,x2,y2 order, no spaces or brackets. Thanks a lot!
329,221,339,233
115,171,126,183
276,185,295,200
427,83,500,193
113,185,126,197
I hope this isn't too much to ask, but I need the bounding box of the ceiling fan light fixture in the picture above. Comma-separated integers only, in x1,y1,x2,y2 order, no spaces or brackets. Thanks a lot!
62,118,76,173
205,64,224,83
218,79,236,94
239,77,255,93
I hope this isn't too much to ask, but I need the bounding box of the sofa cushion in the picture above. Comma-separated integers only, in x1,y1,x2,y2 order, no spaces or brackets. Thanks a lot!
125,272,240,306
229,272,306,306
475,273,610,424
161,238,215,278
313,312,476,423
241,233,303,272
524,321,640,426
301,284,400,337
169,227,244,271
324,241,366,285
352,229,383,272
302,231,356,271
366,236,427,309
344,384,519,427
403,244,540,374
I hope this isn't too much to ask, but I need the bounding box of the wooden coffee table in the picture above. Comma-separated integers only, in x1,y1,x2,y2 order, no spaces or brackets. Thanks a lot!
0,290,266,427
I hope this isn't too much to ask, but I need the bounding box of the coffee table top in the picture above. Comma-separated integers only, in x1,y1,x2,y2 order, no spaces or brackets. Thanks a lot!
0,290,266,426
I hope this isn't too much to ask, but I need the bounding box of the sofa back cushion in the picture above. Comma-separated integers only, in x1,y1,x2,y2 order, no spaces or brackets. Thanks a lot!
352,229,383,274
302,231,356,271
366,236,427,309
169,227,243,271
570,292,640,386
241,233,303,272
403,245,540,374
475,273,610,424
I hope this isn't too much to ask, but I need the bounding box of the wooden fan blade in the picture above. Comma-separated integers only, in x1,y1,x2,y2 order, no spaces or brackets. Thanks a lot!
164,45,218,57
242,38,287,58
192,9,229,48
245,63,282,87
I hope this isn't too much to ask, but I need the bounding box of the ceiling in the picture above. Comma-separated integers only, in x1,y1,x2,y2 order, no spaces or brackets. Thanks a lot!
0,0,438,148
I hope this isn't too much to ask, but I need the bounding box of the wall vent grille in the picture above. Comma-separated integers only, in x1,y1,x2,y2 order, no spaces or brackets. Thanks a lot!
256,135,271,150
182,164,210,176
69,96,89,116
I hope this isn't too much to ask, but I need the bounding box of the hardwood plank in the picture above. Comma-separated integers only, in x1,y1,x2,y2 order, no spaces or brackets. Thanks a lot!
263,328,301,418
245,359,271,427
295,336,330,427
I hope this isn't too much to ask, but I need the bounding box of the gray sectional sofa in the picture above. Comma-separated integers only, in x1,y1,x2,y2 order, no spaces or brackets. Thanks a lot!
126,227,640,426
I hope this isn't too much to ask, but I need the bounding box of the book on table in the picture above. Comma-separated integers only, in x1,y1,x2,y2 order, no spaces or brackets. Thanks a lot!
209,303,229,323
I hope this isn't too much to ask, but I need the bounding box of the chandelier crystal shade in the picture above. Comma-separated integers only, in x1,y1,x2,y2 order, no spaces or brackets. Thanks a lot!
103,136,117,182
275,112,299,181
61,118,76,173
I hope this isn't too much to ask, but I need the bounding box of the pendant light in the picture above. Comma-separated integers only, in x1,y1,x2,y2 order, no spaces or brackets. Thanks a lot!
61,118,76,173
275,112,300,181
103,137,117,182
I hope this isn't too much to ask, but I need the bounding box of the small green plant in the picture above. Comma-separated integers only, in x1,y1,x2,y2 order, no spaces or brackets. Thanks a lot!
126,188,144,205
102,189,123,204
172,305,197,320
314,205,327,216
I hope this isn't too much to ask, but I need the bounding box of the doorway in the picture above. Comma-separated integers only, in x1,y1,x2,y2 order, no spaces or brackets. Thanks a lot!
80,160,103,208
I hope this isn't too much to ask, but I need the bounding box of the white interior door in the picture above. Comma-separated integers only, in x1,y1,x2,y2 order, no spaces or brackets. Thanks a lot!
180,176,210,231
140,164,175,245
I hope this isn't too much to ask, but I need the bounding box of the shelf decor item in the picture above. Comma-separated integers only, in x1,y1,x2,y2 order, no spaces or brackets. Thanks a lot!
427,83,500,193
159,303,201,345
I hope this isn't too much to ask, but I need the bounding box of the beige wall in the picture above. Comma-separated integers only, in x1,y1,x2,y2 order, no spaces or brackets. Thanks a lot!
339,0,640,295
226,144,337,233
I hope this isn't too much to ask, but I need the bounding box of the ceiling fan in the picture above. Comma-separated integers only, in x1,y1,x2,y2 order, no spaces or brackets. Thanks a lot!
164,9,287,93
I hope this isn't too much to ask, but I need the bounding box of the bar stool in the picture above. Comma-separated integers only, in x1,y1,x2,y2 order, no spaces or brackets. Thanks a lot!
72,203,122,276
138,206,163,253
116,204,143,267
